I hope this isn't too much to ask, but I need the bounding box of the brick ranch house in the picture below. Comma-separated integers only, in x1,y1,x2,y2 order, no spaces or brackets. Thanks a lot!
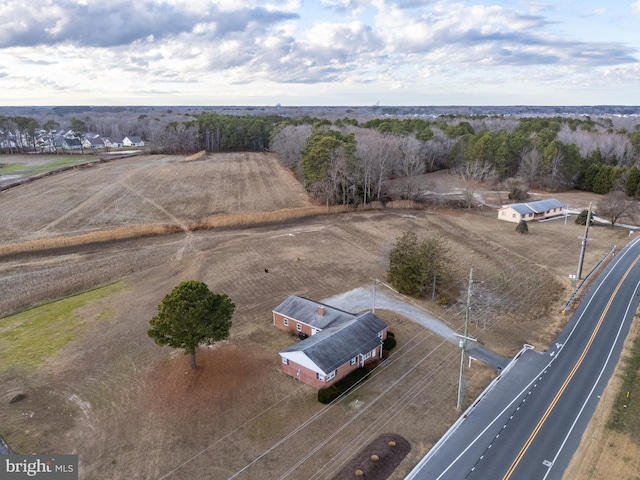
273,295,388,389
497,198,565,224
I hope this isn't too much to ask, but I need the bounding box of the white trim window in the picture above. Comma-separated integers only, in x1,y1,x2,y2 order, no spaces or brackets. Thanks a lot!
316,372,326,382
350,357,357,365
363,351,372,360
296,323,302,332
327,370,336,380
282,357,289,365
283,318,288,326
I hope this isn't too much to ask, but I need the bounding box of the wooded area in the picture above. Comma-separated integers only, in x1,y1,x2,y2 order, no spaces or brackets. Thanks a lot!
2,107,640,206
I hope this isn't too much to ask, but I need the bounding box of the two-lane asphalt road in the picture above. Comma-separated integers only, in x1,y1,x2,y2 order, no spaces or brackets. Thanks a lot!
407,235,640,480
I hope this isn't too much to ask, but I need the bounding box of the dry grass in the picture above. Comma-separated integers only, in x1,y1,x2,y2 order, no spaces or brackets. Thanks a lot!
181,150,207,162
0,152,313,244
0,224,183,256
0,153,636,480
189,200,418,230
0,201,420,258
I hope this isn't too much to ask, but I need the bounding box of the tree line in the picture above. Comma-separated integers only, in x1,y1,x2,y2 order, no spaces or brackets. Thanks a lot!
3,110,640,204
271,115,640,206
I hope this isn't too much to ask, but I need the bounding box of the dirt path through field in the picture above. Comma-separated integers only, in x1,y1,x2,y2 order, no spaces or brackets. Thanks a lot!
37,181,123,233
1,154,636,479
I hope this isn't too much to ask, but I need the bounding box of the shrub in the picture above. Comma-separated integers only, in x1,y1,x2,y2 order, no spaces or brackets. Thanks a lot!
575,209,594,225
317,367,370,404
318,385,340,404
516,219,529,234
383,332,397,352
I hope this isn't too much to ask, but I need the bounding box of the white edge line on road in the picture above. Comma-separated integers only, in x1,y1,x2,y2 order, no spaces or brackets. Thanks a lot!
542,279,640,480
405,235,640,480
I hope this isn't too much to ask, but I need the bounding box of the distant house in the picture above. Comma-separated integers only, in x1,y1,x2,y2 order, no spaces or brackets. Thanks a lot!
61,137,83,150
52,136,65,148
274,295,388,389
82,137,106,149
122,136,144,147
104,137,123,148
0,130,17,151
497,198,565,223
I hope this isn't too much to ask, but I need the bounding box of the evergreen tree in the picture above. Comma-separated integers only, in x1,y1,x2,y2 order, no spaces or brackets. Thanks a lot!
388,231,452,297
387,231,422,296
575,210,594,226
148,281,235,369
516,220,529,234
626,166,640,197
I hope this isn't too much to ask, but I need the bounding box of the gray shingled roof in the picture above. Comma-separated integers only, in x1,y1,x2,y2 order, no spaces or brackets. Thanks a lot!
507,198,565,215
273,295,356,330
281,312,387,373
86,137,105,146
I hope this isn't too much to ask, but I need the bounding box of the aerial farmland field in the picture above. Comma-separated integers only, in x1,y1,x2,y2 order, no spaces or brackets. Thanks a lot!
0,152,635,479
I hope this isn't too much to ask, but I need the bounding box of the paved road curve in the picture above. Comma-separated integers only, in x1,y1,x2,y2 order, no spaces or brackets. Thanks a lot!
407,235,640,480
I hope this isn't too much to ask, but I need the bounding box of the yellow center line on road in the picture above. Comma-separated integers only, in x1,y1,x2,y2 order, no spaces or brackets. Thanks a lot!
502,255,640,480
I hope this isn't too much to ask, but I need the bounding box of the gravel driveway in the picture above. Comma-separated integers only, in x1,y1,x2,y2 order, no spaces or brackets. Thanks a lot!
323,285,509,371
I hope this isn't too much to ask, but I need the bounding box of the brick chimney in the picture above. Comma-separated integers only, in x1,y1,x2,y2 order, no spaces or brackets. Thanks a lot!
318,305,325,316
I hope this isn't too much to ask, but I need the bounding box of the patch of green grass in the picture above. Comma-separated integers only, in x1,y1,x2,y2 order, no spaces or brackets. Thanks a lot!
0,282,124,372
0,156,97,177
607,319,640,443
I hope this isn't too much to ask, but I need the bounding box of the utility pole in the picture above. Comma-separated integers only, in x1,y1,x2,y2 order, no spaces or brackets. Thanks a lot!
457,268,474,410
372,278,377,314
576,202,592,280
369,278,398,314
431,272,437,301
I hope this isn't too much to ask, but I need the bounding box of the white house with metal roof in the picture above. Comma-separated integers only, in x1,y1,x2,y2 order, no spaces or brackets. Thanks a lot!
273,295,388,389
497,198,565,224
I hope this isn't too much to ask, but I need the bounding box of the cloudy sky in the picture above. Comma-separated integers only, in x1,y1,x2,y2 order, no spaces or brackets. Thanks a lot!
1,0,639,106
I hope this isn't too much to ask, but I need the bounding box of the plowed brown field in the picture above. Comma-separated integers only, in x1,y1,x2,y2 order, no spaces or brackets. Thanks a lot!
0,153,310,243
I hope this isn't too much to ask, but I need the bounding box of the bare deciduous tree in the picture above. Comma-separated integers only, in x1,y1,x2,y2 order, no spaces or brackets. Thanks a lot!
398,135,426,200
270,124,313,172
518,147,543,189
453,160,496,208
558,124,635,166
504,177,529,202
354,129,396,203
541,151,565,192
597,191,637,227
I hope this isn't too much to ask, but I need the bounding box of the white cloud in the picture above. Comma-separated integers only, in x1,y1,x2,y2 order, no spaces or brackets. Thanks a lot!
632,1,640,15
0,0,638,105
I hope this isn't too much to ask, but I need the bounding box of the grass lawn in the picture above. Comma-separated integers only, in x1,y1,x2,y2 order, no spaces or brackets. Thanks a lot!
0,156,98,177
0,282,124,373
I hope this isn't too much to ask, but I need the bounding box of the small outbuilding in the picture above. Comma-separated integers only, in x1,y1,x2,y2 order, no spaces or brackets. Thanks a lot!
497,198,565,224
